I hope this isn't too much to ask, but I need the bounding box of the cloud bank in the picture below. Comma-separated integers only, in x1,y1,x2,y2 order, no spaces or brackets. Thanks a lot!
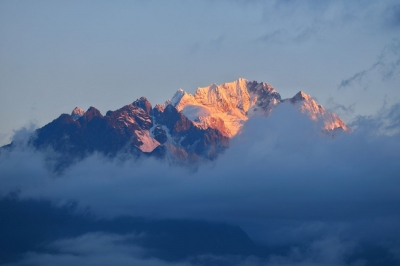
1,102,400,265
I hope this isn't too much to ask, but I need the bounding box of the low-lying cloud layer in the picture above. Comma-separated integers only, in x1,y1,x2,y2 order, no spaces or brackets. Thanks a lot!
1,102,400,265
4,232,371,266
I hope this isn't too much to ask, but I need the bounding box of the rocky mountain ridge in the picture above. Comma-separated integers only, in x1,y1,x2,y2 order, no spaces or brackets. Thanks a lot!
3,78,348,170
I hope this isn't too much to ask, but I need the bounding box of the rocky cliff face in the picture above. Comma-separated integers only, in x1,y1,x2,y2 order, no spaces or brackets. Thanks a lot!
30,96,229,170
8,78,347,170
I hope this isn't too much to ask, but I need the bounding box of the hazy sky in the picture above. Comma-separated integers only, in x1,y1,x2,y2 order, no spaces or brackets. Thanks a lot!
1,0,399,145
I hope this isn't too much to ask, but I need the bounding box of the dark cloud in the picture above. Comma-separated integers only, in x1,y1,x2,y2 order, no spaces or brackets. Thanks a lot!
6,231,399,266
326,97,356,117
339,39,400,89
1,101,400,265
253,0,400,50
339,67,374,89
5,233,186,266
349,101,400,138
256,30,283,43
385,4,400,28
256,1,351,45
293,26,320,43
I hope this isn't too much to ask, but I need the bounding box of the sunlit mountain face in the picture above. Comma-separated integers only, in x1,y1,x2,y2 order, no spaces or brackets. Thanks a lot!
1,79,400,266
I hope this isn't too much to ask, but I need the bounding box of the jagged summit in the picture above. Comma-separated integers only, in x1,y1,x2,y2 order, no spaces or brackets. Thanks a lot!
170,89,186,106
71,107,85,120
133,97,152,115
290,91,312,103
247,80,281,116
168,78,253,137
285,90,348,132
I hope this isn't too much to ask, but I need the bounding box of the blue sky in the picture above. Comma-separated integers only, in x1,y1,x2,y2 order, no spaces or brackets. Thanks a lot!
1,0,399,145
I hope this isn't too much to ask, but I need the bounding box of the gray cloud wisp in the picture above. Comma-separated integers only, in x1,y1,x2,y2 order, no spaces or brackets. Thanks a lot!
339,39,400,89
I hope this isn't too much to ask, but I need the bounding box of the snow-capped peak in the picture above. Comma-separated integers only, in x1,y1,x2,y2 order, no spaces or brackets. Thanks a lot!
165,78,348,137
194,78,250,112
170,89,198,112
71,107,85,120
285,91,348,132
170,89,186,106
165,78,252,137
290,91,312,103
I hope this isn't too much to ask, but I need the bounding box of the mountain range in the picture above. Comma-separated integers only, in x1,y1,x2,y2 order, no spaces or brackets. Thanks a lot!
3,78,349,169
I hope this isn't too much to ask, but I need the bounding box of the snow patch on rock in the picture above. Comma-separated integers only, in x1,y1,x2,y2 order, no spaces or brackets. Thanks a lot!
71,107,85,120
134,130,160,153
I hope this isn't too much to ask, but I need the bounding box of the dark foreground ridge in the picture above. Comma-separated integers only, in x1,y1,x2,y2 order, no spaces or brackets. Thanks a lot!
0,198,259,264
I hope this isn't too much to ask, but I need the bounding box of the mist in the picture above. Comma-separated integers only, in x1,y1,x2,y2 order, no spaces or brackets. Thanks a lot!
1,102,400,265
